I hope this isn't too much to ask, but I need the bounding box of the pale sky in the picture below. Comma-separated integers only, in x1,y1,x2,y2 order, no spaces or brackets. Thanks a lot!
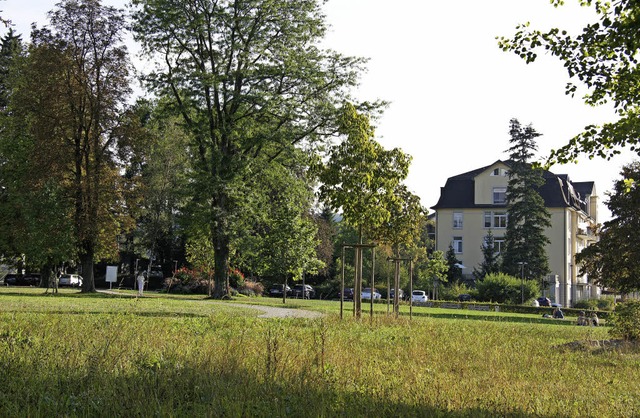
2,0,636,222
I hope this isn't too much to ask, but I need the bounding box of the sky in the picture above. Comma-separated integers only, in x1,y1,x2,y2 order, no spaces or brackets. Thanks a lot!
1,0,636,222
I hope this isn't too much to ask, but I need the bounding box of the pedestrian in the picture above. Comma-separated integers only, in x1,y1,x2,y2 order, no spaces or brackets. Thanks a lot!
577,311,588,326
552,307,564,319
137,270,145,297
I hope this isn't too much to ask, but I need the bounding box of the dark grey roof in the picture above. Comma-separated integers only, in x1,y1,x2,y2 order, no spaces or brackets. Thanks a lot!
431,160,594,213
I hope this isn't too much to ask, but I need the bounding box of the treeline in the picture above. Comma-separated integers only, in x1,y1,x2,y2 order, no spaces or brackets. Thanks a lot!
0,0,435,296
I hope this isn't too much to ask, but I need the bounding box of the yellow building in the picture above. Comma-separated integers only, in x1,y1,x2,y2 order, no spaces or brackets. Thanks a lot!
432,160,598,307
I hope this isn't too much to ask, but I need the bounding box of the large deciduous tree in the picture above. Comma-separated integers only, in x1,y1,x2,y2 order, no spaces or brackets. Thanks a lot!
131,0,367,298
577,161,640,294
24,0,132,291
498,1,640,167
502,119,551,282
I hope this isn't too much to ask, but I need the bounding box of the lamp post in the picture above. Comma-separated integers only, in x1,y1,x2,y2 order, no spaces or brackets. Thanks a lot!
518,261,527,304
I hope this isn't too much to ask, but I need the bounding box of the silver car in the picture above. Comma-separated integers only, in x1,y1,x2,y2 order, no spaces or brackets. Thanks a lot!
59,274,83,287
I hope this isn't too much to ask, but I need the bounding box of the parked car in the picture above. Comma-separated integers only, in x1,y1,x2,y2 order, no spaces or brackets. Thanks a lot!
389,288,404,300
268,284,292,297
551,302,563,308
3,273,18,285
458,293,472,302
411,290,428,303
337,287,355,300
3,273,40,286
292,284,315,299
362,288,381,300
59,274,83,287
537,297,551,307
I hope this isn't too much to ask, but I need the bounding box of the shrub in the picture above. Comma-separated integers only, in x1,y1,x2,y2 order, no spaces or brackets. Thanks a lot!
475,273,538,304
609,300,640,341
597,296,616,311
573,299,599,311
573,297,616,311
229,268,245,288
164,267,212,294
439,283,472,301
239,280,264,297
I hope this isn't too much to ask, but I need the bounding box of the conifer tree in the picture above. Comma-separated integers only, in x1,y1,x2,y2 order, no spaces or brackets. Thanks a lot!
501,119,551,282
473,230,501,279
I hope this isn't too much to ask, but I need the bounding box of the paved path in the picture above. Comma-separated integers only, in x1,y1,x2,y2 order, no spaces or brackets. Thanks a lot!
228,303,324,319
97,290,323,319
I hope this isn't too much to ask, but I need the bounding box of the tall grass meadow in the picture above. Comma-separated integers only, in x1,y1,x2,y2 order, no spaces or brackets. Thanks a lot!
0,288,638,417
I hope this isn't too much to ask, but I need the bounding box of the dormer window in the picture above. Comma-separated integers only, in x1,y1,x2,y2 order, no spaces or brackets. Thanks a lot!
493,187,507,204
491,168,508,176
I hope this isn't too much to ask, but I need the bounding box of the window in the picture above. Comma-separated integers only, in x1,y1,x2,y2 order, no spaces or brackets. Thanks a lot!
484,211,507,228
483,236,505,254
491,168,508,176
453,236,463,254
493,187,507,204
453,212,463,229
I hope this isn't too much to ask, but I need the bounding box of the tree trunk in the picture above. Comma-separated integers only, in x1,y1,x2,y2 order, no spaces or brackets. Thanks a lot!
80,251,96,293
212,229,229,299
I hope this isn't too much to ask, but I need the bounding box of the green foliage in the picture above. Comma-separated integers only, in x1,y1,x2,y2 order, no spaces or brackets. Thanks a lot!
476,273,539,305
131,0,369,298
473,230,501,279
317,103,411,240
498,1,640,165
573,297,615,312
416,250,448,291
609,300,640,341
502,119,551,281
438,283,472,302
164,267,211,294
577,161,640,293
445,244,462,284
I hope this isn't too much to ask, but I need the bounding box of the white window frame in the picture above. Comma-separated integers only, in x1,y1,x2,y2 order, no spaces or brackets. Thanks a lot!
453,212,463,229
453,236,463,254
493,187,507,205
494,238,505,254
484,211,507,228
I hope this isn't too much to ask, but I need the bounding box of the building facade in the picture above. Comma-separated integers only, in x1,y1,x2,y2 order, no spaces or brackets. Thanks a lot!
431,160,598,307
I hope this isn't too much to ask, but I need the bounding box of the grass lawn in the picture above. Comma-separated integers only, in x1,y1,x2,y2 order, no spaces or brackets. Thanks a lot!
0,287,637,417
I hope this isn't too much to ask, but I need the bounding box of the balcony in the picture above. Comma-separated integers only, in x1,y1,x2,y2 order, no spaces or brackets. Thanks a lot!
576,227,597,242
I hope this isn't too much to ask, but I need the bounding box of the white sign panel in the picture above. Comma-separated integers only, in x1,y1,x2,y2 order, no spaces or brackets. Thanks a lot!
106,266,118,283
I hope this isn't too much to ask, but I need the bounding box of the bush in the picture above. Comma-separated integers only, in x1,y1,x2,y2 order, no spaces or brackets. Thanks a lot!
597,296,616,311
164,267,212,294
609,300,640,341
573,297,616,311
475,273,539,305
439,283,472,301
573,299,599,311
239,280,264,297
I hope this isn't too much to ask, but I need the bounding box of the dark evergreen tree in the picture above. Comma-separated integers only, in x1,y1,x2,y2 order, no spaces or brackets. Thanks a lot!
501,119,551,282
445,243,462,285
0,29,22,111
473,230,501,279
577,161,640,293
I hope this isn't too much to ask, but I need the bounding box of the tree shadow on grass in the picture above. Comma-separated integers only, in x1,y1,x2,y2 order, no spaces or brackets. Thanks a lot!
0,360,573,418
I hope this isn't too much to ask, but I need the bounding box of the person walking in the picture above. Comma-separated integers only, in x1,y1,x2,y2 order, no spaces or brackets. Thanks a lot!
137,270,145,297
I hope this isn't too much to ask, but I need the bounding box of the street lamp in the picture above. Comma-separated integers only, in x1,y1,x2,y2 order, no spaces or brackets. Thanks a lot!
518,261,527,304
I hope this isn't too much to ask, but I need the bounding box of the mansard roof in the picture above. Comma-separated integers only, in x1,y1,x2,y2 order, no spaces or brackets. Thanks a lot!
431,160,595,213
